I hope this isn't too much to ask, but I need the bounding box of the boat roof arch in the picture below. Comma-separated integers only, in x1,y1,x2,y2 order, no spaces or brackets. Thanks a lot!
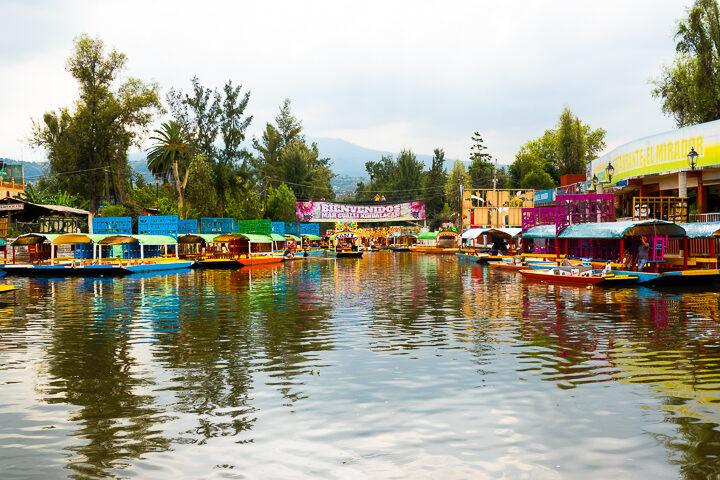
480,227,522,240
677,222,720,238
559,220,687,239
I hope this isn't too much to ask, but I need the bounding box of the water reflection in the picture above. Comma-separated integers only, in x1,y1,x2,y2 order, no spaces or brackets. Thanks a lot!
1,256,720,478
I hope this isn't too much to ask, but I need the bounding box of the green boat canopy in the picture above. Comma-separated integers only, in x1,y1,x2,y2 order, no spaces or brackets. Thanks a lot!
521,224,555,239
677,222,720,239
559,220,686,239
417,231,437,240
270,233,287,241
242,233,273,243
177,234,218,244
285,234,301,241
301,234,321,240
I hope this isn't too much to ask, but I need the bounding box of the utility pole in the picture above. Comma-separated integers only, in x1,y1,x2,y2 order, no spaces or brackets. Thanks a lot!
493,158,498,190
459,174,464,230
104,168,110,206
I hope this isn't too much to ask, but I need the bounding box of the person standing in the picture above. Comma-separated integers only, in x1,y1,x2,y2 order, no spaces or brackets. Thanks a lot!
637,235,649,271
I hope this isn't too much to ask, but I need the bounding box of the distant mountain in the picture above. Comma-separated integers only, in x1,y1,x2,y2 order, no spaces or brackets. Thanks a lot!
7,137,441,194
307,137,439,177
0,158,48,183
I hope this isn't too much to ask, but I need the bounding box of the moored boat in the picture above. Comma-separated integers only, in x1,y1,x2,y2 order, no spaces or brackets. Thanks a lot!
520,267,638,286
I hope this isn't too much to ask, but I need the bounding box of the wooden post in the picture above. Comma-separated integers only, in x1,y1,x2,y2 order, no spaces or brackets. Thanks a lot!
619,237,625,265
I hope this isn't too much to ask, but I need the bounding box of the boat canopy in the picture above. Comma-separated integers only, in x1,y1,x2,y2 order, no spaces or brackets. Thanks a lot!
559,220,686,239
270,233,287,241
52,233,107,245
677,222,720,238
177,234,218,244
418,231,437,240
301,234,321,240
213,233,243,243
480,227,522,240
13,233,61,245
461,228,485,240
0,238,5,246
521,224,556,239
285,234,301,241
242,234,273,243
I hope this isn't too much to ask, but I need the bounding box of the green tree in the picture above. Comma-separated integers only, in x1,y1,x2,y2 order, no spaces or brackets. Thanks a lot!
146,121,190,218
423,148,446,218
185,154,218,218
652,0,720,126
467,131,497,189
31,34,161,211
445,160,467,226
167,77,253,216
266,183,297,222
252,99,334,207
394,149,424,199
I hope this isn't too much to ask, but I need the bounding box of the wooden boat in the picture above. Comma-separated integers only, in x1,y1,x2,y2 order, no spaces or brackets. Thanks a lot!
237,255,283,266
520,268,638,286
2,233,193,277
330,222,364,258
489,261,556,271
0,285,19,294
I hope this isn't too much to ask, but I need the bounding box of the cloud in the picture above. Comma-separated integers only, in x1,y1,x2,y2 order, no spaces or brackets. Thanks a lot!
0,0,690,168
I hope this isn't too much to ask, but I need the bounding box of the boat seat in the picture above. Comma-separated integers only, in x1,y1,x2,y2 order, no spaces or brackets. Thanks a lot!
557,265,592,273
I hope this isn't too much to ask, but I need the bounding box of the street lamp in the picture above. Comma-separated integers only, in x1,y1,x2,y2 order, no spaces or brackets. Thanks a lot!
592,174,599,190
688,147,699,170
605,161,615,183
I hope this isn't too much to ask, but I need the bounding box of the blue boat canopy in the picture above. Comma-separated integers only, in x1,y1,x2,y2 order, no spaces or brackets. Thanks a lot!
677,222,720,239
559,220,686,239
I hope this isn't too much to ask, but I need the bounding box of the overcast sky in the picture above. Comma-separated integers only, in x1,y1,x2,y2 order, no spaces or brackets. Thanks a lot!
0,0,690,166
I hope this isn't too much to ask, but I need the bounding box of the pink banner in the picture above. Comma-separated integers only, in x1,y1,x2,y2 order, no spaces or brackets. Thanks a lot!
296,201,425,222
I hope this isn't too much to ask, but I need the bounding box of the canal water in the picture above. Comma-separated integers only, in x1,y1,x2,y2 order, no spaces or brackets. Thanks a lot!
1,252,720,479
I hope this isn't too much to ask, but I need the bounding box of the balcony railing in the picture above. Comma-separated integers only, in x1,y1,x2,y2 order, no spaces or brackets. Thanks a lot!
688,212,720,223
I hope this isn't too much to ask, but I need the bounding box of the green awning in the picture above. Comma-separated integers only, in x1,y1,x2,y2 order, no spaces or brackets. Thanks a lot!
301,234,321,240
559,220,686,239
677,222,720,239
285,234,301,241
418,231,437,240
178,234,218,244
270,233,287,241
521,224,556,239
133,235,178,245
242,234,273,243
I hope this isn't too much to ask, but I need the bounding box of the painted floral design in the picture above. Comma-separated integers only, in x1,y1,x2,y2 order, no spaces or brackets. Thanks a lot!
296,201,315,222
409,201,425,219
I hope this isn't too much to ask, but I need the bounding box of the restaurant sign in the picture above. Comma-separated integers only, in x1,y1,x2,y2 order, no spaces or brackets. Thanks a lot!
296,201,426,222
587,118,720,184
0,203,24,211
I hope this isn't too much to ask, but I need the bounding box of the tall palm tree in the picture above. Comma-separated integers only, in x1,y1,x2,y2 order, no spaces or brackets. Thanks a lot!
146,121,190,218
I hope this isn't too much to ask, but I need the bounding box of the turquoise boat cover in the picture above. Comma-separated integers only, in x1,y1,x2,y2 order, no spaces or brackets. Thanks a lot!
521,224,555,239
559,220,686,239
677,222,720,239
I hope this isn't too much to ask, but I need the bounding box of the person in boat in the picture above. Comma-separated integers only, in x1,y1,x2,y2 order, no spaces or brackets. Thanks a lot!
283,246,293,258
602,260,613,276
620,249,633,270
637,236,649,271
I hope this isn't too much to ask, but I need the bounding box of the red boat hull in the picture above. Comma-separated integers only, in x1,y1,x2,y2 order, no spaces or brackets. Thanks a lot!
237,256,284,266
519,269,605,286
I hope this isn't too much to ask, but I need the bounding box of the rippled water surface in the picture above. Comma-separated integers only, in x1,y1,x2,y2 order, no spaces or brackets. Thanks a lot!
2,253,720,479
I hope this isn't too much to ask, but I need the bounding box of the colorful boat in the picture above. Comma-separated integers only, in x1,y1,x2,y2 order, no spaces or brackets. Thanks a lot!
300,234,326,257
1,233,192,277
329,221,363,258
520,268,638,286
412,224,460,254
197,233,283,268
